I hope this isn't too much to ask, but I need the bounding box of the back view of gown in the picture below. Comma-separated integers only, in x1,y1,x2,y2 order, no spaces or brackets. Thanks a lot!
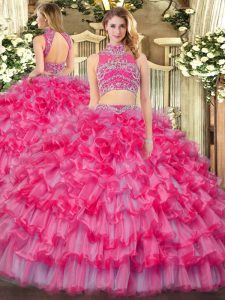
0,25,89,174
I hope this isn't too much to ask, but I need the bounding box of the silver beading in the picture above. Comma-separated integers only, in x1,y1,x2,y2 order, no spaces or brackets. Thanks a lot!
95,104,140,114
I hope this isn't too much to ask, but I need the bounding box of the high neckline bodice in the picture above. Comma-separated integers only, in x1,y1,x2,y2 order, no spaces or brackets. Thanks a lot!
104,43,126,55
44,27,54,33
96,43,140,97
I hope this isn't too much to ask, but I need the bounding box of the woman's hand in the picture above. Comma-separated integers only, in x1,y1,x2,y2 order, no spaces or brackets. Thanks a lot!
27,72,37,83
28,70,50,83
143,140,153,158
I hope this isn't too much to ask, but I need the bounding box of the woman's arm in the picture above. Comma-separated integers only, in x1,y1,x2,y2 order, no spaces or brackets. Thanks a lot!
138,53,153,156
28,35,45,80
58,38,74,76
87,54,100,108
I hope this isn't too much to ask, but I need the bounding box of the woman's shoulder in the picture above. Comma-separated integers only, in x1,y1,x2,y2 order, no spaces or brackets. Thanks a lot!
61,31,72,41
87,53,99,65
136,52,148,72
137,52,147,62
33,34,45,44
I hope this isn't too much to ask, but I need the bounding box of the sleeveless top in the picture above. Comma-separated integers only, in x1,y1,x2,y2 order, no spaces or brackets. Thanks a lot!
43,28,72,74
96,44,140,97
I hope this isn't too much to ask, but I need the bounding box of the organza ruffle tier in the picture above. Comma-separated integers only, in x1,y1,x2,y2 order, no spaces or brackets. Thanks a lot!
0,76,89,175
0,80,225,295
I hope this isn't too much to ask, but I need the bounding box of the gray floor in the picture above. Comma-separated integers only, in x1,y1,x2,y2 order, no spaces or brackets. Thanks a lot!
0,280,225,300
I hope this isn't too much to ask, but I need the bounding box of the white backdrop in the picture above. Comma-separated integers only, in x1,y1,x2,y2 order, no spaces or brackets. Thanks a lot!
180,0,225,155
0,0,28,34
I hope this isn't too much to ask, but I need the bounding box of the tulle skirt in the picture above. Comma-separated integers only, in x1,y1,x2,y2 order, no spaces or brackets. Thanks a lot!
0,77,225,295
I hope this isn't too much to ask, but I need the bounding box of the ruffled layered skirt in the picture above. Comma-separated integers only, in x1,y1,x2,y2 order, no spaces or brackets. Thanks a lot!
0,77,225,295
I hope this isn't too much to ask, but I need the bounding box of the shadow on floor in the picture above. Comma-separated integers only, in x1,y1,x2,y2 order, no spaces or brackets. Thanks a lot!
1,279,225,300
0,280,225,300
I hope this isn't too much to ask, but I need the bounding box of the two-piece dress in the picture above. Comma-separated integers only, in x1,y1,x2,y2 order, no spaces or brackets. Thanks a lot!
0,31,224,296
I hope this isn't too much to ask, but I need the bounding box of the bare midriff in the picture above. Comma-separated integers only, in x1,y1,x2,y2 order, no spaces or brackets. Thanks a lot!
98,90,137,105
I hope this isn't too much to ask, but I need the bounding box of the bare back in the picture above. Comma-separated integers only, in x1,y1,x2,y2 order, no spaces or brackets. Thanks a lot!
44,31,70,64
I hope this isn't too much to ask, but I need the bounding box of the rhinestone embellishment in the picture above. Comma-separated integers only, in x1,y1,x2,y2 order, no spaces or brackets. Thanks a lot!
97,44,140,97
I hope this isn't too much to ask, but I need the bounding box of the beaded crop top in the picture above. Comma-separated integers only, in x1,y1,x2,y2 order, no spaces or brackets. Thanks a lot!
43,28,72,74
96,44,140,97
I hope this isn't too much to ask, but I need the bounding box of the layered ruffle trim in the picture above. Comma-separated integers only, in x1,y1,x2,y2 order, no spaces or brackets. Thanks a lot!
0,85,225,294
0,76,90,113
0,243,225,295
0,76,89,139
0,106,224,274
0,76,90,175
1,196,225,269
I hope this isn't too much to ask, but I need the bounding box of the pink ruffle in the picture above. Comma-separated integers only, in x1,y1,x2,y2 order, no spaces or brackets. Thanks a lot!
0,80,225,295
0,76,89,175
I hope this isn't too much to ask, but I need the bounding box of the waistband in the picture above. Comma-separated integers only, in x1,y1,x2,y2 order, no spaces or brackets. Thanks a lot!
44,62,65,74
95,104,140,114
